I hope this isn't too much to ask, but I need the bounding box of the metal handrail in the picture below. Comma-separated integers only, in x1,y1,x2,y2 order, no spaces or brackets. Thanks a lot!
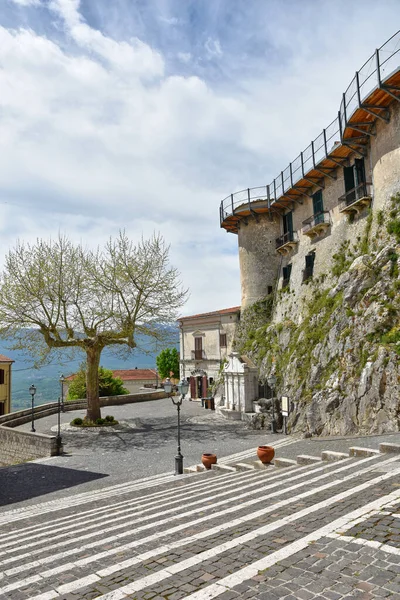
302,211,330,232
220,30,400,227
338,181,373,208
275,231,298,249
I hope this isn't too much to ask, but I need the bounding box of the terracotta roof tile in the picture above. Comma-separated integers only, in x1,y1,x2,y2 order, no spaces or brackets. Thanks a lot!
65,368,157,382
0,354,14,363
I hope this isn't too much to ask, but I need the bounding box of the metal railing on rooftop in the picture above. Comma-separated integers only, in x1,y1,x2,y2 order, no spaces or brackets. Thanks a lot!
220,30,400,229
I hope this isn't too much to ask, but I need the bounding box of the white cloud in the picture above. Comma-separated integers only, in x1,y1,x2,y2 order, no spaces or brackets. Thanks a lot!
0,0,398,316
204,37,222,59
9,0,41,5
177,52,191,64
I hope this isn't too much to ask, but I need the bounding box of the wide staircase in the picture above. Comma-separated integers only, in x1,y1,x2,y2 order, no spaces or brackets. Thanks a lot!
2,442,400,599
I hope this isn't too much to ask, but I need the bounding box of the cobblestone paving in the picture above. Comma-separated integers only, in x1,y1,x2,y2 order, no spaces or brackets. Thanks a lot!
2,448,400,599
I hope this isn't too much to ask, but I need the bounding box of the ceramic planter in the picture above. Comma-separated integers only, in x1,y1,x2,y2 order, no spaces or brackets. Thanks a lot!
201,453,217,469
257,445,275,464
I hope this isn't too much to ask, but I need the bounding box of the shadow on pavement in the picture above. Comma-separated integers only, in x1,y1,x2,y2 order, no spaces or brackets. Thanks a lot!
0,463,108,506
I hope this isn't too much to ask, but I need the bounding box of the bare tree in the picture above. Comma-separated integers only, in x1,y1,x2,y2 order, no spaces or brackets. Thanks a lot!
0,232,187,421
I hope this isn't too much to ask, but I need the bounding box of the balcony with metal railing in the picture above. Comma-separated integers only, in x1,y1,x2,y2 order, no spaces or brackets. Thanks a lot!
338,182,373,214
275,231,299,255
302,211,331,238
219,30,400,234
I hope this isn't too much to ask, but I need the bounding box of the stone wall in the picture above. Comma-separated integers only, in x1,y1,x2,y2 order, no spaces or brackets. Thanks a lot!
0,426,58,465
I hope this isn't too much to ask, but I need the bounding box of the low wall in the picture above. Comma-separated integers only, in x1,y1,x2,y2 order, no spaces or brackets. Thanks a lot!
0,426,58,465
0,390,167,466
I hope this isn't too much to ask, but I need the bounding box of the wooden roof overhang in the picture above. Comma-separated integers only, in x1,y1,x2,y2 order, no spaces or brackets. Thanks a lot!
220,35,400,235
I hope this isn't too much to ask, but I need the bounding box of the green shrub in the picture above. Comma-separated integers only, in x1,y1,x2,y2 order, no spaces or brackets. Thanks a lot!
71,417,83,426
96,418,105,425
105,415,114,422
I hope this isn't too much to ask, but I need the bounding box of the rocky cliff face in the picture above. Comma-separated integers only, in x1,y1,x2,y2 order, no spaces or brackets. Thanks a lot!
234,195,400,436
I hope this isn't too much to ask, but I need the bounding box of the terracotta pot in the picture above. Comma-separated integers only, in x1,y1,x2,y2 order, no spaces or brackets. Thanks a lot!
201,453,217,469
257,445,275,464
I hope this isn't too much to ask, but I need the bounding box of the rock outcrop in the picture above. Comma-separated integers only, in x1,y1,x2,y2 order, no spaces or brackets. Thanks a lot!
234,195,400,436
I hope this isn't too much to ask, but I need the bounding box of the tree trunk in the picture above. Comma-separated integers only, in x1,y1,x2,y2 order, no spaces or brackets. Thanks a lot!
86,346,101,421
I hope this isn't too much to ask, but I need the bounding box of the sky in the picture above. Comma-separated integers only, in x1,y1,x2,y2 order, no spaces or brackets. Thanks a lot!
0,0,398,316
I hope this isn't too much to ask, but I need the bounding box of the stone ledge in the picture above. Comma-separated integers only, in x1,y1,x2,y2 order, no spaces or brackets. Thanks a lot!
379,442,400,454
274,457,297,468
349,446,380,457
297,454,322,465
211,464,236,472
232,462,256,471
321,450,349,461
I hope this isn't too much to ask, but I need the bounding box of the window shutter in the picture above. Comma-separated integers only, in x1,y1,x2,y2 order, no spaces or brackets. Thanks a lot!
202,375,208,398
344,166,355,192
190,376,196,398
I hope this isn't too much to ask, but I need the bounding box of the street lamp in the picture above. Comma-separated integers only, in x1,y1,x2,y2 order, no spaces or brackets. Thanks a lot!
29,384,37,432
59,374,65,413
56,394,62,454
267,374,277,433
165,378,189,475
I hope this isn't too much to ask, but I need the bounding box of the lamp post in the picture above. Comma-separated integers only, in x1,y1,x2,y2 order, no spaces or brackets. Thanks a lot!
29,384,37,432
165,378,189,475
56,395,62,454
59,374,65,413
267,374,277,433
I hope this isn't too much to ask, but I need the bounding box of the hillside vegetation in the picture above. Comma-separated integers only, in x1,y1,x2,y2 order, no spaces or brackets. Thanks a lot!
234,195,400,436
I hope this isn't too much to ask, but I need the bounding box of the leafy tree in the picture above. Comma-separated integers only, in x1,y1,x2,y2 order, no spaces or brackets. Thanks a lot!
67,366,129,400
156,347,180,379
0,232,187,420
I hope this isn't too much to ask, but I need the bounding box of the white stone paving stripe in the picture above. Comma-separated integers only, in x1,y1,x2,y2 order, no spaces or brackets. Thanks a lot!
181,486,400,600
0,468,255,544
0,454,360,565
0,472,177,525
326,532,400,555
90,464,400,600
0,469,268,548
2,442,290,525
13,456,400,599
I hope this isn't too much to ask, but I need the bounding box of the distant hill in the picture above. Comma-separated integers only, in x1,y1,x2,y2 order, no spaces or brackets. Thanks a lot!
1,331,179,411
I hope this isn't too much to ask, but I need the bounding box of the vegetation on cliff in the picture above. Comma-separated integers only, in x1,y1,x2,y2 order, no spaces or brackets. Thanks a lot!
235,195,400,436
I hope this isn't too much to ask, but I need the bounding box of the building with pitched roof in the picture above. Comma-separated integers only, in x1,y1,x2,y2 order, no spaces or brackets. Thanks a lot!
177,307,240,400
0,354,14,416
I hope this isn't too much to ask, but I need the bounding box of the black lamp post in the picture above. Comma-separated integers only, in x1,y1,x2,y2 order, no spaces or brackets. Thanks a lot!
29,384,37,432
165,378,189,475
267,374,277,433
56,394,62,454
60,374,65,413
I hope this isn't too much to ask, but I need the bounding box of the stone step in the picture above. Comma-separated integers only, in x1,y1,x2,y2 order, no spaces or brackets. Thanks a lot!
273,457,297,468
252,460,273,470
211,464,236,473
232,462,256,471
349,446,380,457
321,450,349,461
183,464,205,473
297,454,322,465
379,442,400,454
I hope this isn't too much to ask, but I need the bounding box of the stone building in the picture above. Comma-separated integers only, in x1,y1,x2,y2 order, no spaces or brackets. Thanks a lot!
219,32,400,311
177,307,240,400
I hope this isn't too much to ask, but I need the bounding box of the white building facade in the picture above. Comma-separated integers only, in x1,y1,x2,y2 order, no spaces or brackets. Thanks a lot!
177,307,240,400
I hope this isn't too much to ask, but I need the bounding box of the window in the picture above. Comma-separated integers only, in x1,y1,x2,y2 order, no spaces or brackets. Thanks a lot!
267,285,273,295
283,211,294,241
343,159,366,204
194,337,202,360
220,333,227,348
303,252,315,282
312,190,324,224
282,264,292,288
0,370,5,385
